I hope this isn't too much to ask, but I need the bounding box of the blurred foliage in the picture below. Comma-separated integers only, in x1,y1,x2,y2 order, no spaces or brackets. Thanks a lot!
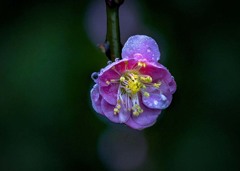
0,0,239,171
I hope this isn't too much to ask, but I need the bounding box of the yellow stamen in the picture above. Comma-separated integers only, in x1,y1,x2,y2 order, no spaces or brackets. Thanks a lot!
116,104,121,109
153,82,161,88
132,104,143,116
145,76,152,82
120,76,125,82
144,92,150,97
114,108,119,115
137,62,146,68
133,111,139,116
140,76,152,83
137,62,142,67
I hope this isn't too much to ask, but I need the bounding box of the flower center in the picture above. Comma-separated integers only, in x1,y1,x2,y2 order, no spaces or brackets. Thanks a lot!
120,72,143,95
115,68,153,116
109,61,161,117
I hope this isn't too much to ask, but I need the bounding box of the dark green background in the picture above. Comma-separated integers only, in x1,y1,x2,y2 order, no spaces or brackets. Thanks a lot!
0,0,239,170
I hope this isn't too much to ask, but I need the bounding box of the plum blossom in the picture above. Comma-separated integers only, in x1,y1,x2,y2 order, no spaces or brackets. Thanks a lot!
91,35,176,130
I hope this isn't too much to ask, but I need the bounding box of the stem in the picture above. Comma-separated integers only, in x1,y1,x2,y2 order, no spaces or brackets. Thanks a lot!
105,0,124,61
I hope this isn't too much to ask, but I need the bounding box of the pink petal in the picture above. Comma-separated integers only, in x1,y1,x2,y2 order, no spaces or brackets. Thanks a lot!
142,88,172,109
141,62,177,95
98,59,136,87
124,117,151,130
101,99,130,123
122,35,160,62
168,77,177,94
132,103,161,126
140,62,169,82
118,107,131,123
99,84,119,105
125,101,161,130
90,84,103,114
154,63,177,94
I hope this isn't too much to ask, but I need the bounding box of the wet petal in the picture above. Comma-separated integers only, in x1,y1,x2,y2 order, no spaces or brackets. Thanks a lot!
140,62,170,82
90,84,103,114
99,84,119,105
122,35,160,62
125,117,150,130
142,88,172,109
101,99,130,123
168,77,177,94
141,62,177,96
125,108,160,130
131,102,161,126
98,59,137,87
125,96,161,130
101,99,119,123
118,107,131,123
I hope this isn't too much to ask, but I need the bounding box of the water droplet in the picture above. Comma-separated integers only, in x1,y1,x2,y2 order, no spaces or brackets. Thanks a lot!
147,48,151,53
107,61,112,65
133,53,143,58
91,72,99,81
160,94,167,101
115,58,120,62
153,100,159,106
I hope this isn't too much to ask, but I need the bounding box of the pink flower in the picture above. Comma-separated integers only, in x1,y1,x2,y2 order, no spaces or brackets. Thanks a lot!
91,35,176,130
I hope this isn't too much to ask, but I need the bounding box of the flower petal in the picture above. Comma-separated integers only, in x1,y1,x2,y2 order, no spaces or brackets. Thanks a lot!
140,62,170,82
118,107,131,123
124,118,150,130
142,88,172,109
125,99,161,130
140,62,177,105
122,35,160,62
98,59,137,87
99,84,119,105
132,102,161,126
101,99,130,123
168,77,177,94
90,84,103,114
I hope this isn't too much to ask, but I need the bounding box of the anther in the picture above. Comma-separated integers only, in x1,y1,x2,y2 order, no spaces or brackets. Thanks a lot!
116,104,121,109
153,82,161,88
145,76,152,82
138,62,143,67
120,76,125,82
114,108,119,115
144,92,150,97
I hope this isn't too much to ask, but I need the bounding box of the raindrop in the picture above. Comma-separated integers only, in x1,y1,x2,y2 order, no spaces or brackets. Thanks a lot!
133,53,143,58
115,58,120,62
147,47,151,53
160,94,167,101
91,72,99,81
107,61,112,65
153,100,159,106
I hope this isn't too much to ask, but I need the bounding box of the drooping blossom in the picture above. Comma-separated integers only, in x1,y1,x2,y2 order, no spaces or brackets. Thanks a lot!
91,35,176,130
